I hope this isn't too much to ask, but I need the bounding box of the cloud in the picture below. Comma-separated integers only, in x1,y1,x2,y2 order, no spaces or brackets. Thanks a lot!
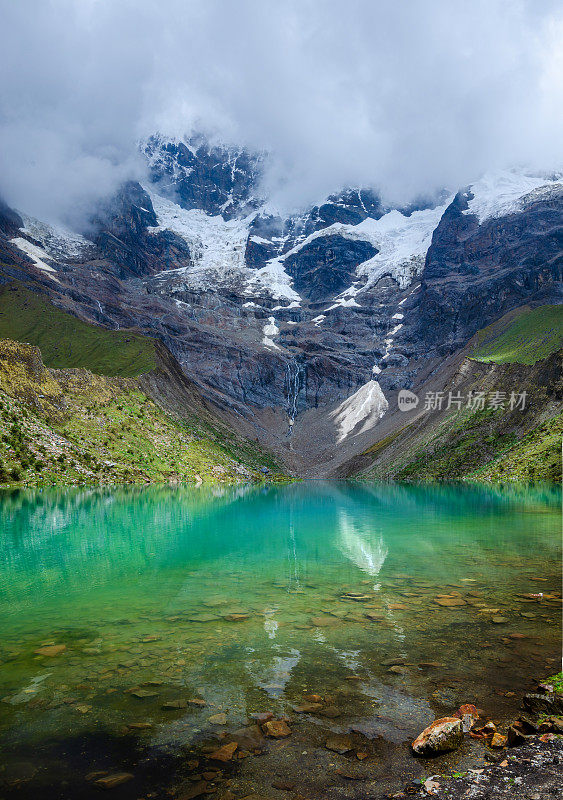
0,0,562,223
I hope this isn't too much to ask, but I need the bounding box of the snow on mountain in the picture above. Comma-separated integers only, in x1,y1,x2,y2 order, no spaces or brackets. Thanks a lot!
272,200,452,297
353,204,452,290
145,186,301,301
142,156,563,309
18,213,92,261
245,168,562,306
143,134,194,183
10,236,59,281
244,259,301,302
330,379,388,443
262,316,281,349
146,187,250,274
463,168,563,224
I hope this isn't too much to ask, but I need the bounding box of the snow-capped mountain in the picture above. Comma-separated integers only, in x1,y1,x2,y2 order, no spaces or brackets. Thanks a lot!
0,135,561,475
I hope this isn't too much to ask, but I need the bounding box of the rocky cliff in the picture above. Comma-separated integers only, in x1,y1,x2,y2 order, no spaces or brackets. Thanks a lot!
0,135,561,477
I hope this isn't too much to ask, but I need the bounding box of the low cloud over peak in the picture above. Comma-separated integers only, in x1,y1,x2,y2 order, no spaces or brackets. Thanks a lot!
1,0,562,224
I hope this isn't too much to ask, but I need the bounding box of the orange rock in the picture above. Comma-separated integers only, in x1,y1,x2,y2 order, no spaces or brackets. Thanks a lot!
35,644,66,657
412,717,463,756
262,719,291,738
435,597,466,607
455,703,480,732
209,742,238,762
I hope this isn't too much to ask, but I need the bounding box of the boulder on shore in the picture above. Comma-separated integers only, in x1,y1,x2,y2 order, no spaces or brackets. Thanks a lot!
412,717,464,756
455,703,480,732
523,693,563,717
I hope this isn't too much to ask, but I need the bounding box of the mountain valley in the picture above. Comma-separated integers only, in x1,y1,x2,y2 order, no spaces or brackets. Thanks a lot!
0,135,561,483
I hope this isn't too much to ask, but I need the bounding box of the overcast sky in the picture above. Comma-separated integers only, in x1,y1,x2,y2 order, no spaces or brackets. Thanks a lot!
0,0,562,224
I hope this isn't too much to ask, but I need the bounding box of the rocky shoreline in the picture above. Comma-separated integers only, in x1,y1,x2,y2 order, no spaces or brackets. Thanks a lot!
78,678,563,800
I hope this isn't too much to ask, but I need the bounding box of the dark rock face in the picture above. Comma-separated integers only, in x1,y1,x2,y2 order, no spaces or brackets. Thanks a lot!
284,235,377,302
0,198,23,237
91,181,192,278
417,189,563,350
143,134,263,219
303,188,383,232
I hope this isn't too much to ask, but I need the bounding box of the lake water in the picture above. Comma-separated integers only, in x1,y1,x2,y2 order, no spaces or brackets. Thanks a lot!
0,482,561,797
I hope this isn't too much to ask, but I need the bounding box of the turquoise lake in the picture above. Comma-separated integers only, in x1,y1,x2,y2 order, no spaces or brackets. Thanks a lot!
0,482,561,796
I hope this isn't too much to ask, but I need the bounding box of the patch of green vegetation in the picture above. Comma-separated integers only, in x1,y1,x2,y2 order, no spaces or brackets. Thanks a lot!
0,338,286,487
362,422,413,457
471,412,563,483
544,673,563,694
0,283,156,376
364,402,562,484
469,305,563,365
390,406,519,481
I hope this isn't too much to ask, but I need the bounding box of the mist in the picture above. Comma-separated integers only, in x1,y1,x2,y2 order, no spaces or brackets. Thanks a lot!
1,0,562,225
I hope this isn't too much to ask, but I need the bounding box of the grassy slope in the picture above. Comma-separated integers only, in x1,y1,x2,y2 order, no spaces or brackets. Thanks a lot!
0,283,156,376
388,406,562,484
0,337,285,486
469,411,563,483
361,305,563,483
468,305,563,365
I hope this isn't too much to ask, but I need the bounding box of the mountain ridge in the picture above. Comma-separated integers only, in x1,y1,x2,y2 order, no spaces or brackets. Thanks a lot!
0,134,561,478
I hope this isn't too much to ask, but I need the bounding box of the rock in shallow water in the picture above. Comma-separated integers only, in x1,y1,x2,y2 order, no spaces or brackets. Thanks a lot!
34,644,66,657
210,742,238,762
325,734,353,753
262,719,291,738
93,772,134,789
523,692,563,716
412,716,464,756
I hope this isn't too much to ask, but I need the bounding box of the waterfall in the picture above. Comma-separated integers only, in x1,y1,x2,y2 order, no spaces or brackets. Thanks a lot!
284,359,305,435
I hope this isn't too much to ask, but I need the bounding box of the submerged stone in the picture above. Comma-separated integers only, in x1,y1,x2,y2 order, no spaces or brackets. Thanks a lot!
325,734,353,753
208,712,228,725
262,719,291,738
162,699,188,709
34,644,66,657
94,772,134,789
435,597,466,607
129,688,159,699
210,742,238,762
292,702,323,713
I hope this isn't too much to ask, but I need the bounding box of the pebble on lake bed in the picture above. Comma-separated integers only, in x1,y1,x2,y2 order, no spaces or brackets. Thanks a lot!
210,742,238,762
93,772,134,789
34,644,66,657
208,713,228,725
325,734,353,753
262,719,291,738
